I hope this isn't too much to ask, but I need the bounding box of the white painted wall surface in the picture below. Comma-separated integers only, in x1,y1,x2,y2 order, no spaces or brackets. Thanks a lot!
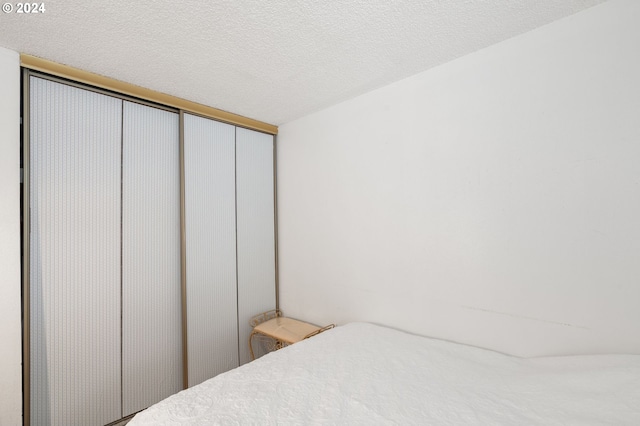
277,0,640,357
0,46,23,424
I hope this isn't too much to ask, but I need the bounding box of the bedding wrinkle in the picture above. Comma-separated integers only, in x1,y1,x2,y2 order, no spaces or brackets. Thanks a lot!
129,322,640,425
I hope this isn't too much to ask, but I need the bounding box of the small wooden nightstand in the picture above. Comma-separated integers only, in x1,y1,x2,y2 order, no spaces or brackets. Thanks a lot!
249,310,335,360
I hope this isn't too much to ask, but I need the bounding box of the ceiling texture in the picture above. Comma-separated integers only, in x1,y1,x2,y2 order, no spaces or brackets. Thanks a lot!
0,0,606,125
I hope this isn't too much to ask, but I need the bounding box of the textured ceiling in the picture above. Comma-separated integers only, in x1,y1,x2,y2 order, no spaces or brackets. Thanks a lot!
0,0,606,125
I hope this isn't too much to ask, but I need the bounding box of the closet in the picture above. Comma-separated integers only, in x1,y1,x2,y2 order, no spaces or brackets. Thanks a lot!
26,74,276,425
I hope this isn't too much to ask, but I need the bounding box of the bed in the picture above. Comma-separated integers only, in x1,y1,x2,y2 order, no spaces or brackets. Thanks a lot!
129,322,640,425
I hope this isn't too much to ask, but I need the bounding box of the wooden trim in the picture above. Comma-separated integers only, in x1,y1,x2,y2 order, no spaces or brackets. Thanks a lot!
20,54,278,135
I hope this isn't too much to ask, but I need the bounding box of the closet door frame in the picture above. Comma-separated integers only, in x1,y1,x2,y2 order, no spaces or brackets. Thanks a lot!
21,69,279,425
21,70,184,426
121,100,182,416
183,113,240,387
236,127,278,365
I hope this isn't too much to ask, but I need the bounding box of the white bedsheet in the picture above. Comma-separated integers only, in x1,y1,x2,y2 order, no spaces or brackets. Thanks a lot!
129,322,640,425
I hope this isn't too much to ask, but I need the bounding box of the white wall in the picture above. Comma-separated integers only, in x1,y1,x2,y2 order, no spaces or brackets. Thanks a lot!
277,0,640,357
0,46,23,424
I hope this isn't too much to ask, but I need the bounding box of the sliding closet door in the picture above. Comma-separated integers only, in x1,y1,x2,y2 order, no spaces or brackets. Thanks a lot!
121,101,182,416
184,114,239,386
236,128,276,365
29,77,122,425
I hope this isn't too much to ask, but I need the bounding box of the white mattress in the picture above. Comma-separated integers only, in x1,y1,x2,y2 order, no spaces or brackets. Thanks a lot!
129,322,640,425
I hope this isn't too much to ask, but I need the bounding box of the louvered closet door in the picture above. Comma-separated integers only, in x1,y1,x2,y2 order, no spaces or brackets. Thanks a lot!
236,128,277,365
121,101,182,416
184,114,239,386
30,77,122,425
